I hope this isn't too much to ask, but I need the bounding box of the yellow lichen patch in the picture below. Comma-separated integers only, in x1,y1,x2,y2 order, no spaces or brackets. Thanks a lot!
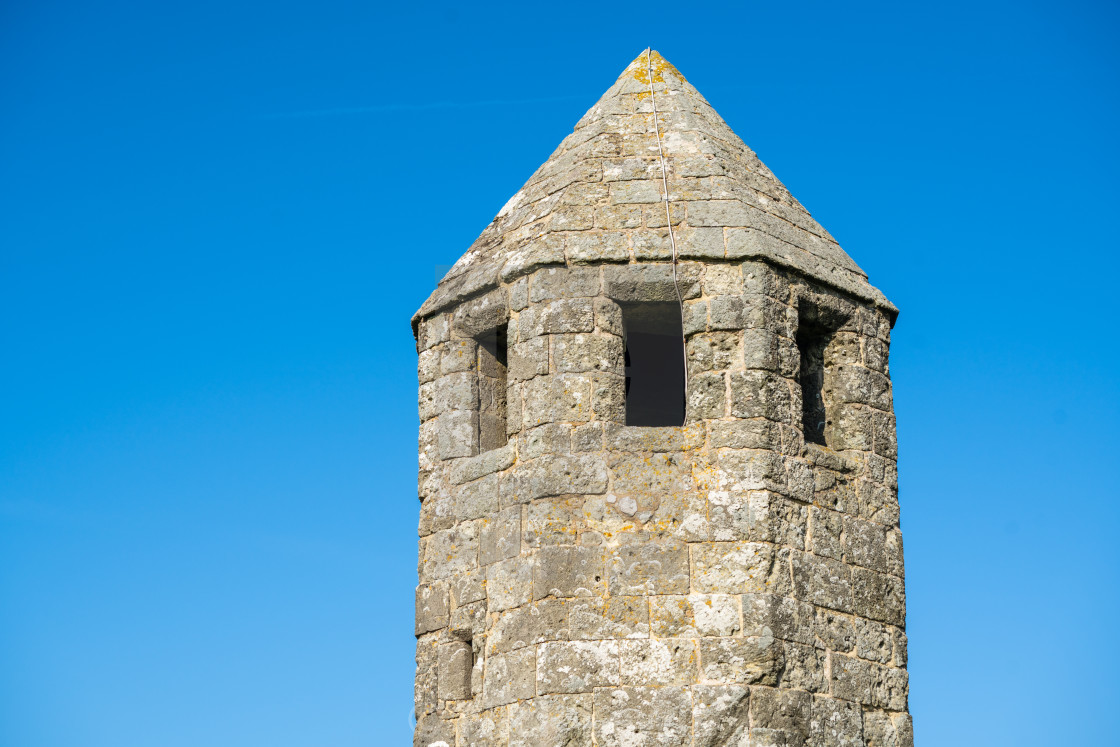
630,49,682,87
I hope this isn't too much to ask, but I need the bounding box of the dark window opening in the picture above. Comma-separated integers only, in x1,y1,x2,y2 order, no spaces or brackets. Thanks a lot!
797,319,830,446
477,325,508,452
621,302,685,427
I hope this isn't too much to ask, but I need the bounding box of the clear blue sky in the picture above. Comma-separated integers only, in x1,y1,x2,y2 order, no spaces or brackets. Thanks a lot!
2,1,1117,744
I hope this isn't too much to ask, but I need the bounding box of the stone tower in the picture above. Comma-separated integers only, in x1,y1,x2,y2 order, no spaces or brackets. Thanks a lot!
411,51,911,747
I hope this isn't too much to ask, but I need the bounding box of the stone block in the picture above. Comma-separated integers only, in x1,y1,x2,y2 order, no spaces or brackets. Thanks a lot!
809,506,844,561
691,541,779,595
729,370,792,423
509,337,548,381
520,423,571,460
572,422,604,452
851,567,905,626
569,596,649,640
620,639,697,685
709,295,745,330
602,263,700,302
591,372,625,423
450,599,487,640
459,707,508,745
553,333,623,374
487,556,533,612
741,593,814,645
480,505,522,565
450,443,517,485
438,640,473,700
742,328,780,371
452,290,509,339
414,636,438,717
740,261,790,300
687,372,726,420
414,713,455,747
437,410,478,460
853,617,893,664
791,551,853,613
455,473,499,521
678,226,726,259
551,205,595,231
683,299,708,335
533,545,605,599
592,686,692,746
608,541,690,595
488,599,570,654
832,365,892,410
537,640,619,694
520,454,608,500
508,694,592,747
597,204,643,229
808,695,863,747
415,582,449,636
830,653,872,704
450,568,487,607
688,331,742,373
419,523,479,582
524,495,584,548
749,687,810,743
708,419,780,450
649,594,741,638
610,179,661,204
781,642,827,692
698,636,783,685
863,711,913,747
566,232,629,264
691,684,751,746
483,647,536,708
709,491,806,549
530,266,600,302
508,276,529,311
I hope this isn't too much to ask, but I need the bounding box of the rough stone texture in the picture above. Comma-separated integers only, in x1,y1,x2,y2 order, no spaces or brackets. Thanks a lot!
412,50,909,746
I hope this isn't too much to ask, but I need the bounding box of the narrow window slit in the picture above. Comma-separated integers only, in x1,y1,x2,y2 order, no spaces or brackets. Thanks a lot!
476,325,508,452
621,302,685,427
797,319,831,446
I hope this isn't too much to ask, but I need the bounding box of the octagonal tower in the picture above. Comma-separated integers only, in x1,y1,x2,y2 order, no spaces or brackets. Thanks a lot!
411,51,911,747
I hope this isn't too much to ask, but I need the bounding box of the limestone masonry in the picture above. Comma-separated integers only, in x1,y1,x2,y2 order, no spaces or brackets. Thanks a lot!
411,51,911,746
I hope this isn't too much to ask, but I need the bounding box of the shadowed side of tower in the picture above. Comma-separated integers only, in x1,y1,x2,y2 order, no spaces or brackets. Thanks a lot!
411,51,911,747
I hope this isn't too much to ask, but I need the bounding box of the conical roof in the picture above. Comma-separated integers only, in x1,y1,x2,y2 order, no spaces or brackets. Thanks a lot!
414,50,893,326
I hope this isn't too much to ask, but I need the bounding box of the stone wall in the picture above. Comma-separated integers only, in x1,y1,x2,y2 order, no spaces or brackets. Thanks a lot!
413,259,910,747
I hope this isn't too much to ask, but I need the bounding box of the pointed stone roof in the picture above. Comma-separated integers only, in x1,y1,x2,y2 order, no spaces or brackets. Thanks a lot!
414,50,894,327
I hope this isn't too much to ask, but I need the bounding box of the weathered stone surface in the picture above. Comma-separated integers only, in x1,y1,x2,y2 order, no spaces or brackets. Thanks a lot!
691,542,777,595
415,582,449,635
698,636,783,685
533,546,605,599
508,694,592,747
483,647,536,708
692,685,751,746
608,541,690,595
809,694,864,747
486,556,533,612
480,505,521,566
537,640,620,694
411,50,908,746
438,640,473,701
569,596,649,639
593,687,692,746
620,639,696,686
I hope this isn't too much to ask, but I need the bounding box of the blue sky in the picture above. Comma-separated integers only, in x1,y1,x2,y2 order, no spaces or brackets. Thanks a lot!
2,1,1117,744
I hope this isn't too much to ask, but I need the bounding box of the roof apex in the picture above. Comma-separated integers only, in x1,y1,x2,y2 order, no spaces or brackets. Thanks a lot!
414,50,893,328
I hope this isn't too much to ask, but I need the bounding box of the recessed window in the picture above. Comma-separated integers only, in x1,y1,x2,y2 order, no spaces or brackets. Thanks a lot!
476,325,508,452
621,302,685,427
797,318,830,446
